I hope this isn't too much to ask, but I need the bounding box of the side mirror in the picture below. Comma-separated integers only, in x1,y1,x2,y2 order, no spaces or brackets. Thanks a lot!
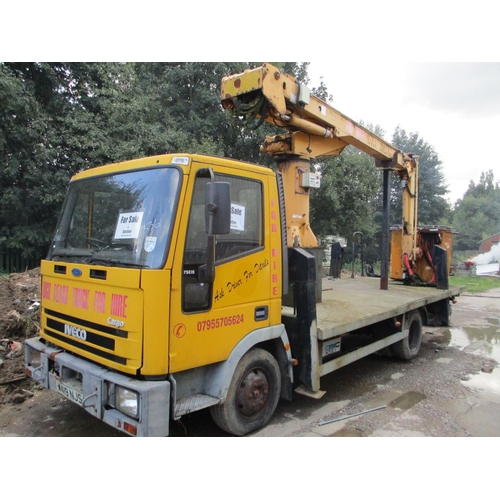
203,179,230,284
205,182,231,235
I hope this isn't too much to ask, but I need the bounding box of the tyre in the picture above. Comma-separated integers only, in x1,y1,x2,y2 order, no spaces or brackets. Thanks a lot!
210,348,281,436
378,345,394,358
392,310,422,360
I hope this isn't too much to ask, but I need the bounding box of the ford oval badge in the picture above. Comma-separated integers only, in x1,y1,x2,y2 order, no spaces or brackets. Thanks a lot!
72,268,82,277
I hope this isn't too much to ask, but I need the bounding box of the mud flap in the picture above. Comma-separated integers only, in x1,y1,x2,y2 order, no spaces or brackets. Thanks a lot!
284,248,320,392
433,245,448,290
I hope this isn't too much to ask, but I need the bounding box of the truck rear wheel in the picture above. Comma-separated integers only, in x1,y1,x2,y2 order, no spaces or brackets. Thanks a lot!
392,310,422,360
210,348,281,436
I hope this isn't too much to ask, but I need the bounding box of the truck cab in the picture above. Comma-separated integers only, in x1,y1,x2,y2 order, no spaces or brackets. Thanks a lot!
26,153,294,436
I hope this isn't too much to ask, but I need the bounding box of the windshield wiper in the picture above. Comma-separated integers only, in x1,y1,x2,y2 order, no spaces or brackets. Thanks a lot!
51,249,92,258
85,256,148,268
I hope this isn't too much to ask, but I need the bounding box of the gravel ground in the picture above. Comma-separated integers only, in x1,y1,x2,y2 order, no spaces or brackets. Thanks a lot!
1,286,499,438
254,289,500,437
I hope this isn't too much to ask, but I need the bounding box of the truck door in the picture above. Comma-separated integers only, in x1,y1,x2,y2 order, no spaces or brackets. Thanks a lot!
169,165,273,373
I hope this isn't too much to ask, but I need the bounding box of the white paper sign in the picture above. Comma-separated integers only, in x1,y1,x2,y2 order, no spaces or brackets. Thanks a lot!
230,204,245,231
114,211,144,240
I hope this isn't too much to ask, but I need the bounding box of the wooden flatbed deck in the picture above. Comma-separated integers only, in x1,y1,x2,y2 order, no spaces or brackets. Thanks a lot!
314,277,464,340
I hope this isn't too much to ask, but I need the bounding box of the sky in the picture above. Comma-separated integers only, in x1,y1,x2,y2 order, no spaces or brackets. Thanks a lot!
2,58,497,206
306,62,500,205
3,4,499,207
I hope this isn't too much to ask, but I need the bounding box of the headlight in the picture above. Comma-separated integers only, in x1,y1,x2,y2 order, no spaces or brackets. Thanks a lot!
115,386,139,419
27,348,42,368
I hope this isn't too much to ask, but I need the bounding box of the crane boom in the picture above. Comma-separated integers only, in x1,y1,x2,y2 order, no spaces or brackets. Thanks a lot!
221,63,451,289
222,63,405,163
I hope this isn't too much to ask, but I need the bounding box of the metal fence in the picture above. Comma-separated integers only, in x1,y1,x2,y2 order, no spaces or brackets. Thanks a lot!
0,243,41,274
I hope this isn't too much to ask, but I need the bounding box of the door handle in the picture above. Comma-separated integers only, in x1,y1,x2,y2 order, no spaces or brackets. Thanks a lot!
254,306,268,321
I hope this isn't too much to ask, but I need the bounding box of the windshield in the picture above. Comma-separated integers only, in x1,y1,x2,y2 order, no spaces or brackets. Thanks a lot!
49,166,181,269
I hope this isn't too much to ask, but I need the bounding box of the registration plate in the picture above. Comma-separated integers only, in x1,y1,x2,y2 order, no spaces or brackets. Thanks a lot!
56,380,84,406
322,339,341,357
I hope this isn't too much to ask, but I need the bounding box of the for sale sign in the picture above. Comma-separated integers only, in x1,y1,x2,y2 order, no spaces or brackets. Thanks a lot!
114,211,144,240
230,204,245,231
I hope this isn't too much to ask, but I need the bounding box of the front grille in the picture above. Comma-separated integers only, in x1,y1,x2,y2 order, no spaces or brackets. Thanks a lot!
46,318,115,350
45,309,128,338
43,309,128,365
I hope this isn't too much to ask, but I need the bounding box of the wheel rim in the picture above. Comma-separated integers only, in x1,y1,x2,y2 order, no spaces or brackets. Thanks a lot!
236,368,270,417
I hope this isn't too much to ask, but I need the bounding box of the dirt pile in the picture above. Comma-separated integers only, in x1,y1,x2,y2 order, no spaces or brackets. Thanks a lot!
0,269,41,405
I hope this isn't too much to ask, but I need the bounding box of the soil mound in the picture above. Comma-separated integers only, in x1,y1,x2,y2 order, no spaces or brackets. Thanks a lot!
0,269,41,405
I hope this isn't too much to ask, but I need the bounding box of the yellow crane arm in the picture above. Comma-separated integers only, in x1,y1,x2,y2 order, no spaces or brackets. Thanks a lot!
221,63,420,285
222,63,405,164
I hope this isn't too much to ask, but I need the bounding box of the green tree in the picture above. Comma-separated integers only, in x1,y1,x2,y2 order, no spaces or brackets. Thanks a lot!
452,170,500,250
134,62,286,165
310,148,380,241
390,127,451,226
0,62,312,261
310,125,452,265
309,122,391,264
1,62,70,257
0,62,142,257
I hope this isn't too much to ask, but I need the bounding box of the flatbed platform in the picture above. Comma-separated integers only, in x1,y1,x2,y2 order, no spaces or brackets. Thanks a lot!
284,277,464,341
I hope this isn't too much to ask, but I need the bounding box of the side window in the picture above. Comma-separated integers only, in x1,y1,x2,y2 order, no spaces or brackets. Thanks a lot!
182,171,263,312
215,175,263,262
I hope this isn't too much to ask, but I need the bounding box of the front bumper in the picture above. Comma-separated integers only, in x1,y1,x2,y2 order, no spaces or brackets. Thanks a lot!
25,337,170,437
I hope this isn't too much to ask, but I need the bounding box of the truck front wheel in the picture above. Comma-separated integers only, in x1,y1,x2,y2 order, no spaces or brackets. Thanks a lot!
392,310,422,360
210,348,281,436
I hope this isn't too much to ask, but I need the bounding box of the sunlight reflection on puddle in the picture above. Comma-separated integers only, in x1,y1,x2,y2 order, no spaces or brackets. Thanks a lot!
449,319,500,398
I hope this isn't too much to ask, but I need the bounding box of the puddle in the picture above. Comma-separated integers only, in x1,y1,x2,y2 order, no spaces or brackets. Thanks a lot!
331,428,364,437
448,318,500,398
388,391,426,410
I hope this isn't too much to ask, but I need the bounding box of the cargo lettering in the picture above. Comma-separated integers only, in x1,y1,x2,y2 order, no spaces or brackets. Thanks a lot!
111,293,128,318
108,317,125,328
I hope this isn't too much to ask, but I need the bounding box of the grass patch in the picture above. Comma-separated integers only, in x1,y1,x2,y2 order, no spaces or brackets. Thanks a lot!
449,275,500,293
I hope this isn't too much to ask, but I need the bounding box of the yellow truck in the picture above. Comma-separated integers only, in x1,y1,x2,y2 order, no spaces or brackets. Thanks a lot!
25,64,463,436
